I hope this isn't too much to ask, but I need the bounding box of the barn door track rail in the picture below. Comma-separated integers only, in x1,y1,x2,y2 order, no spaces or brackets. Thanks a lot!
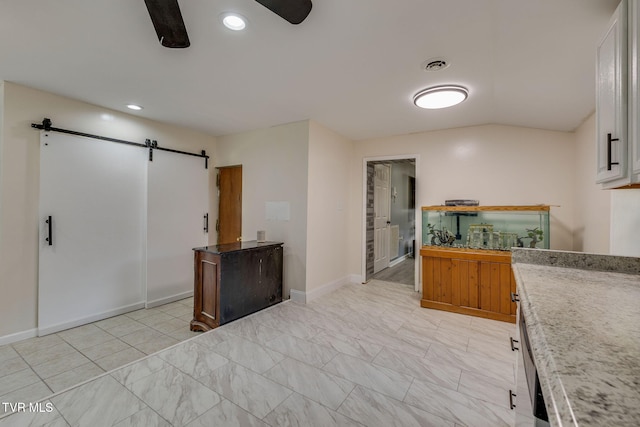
32,118,209,168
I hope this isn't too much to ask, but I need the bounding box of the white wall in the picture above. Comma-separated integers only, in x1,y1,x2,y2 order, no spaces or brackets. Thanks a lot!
305,121,352,297
0,82,216,340
215,121,309,298
348,124,576,276
611,189,640,256
572,113,611,253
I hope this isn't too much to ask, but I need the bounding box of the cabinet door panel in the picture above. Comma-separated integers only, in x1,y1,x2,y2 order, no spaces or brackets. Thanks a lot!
200,258,219,322
480,262,492,310
433,258,442,301
451,259,462,306
510,270,518,316
596,0,627,184
468,261,479,309
630,0,640,178
440,258,453,304
423,257,434,300
490,263,501,313
499,264,513,315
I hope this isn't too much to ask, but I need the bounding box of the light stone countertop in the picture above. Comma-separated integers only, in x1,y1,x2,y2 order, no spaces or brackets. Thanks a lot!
511,249,640,427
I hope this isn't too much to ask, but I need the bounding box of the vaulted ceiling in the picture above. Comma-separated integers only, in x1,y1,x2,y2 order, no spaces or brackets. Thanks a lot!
0,0,620,140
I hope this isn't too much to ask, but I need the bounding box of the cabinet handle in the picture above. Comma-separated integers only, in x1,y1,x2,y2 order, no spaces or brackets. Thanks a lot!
510,292,519,302
607,133,620,171
45,216,53,246
509,390,516,410
510,336,519,351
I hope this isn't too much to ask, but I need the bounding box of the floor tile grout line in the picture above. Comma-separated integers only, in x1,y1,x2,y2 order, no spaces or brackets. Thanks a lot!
0,298,201,412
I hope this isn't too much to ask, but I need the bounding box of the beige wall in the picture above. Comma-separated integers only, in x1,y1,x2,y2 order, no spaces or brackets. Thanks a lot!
348,124,577,277
0,82,216,339
215,121,309,298
572,113,611,254
305,121,353,293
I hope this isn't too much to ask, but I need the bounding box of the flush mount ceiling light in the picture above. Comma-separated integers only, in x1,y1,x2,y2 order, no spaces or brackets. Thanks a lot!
220,12,247,31
413,85,468,109
126,104,143,111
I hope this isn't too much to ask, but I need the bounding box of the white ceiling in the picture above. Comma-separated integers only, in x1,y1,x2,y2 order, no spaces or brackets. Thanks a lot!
0,0,620,140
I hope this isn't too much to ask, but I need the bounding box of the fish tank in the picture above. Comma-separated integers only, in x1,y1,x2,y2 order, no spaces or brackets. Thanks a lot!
422,205,550,251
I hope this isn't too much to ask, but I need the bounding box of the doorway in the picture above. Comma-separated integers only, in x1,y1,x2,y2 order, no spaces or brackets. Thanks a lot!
217,165,242,244
362,156,419,291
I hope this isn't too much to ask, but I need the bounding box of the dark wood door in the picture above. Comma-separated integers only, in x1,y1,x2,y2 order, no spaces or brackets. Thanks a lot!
217,165,242,244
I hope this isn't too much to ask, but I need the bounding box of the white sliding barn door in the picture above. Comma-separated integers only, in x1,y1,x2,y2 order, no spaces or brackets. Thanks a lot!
146,149,208,307
38,132,147,335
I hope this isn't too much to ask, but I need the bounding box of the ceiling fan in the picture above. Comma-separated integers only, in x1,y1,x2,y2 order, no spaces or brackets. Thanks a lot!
144,0,313,48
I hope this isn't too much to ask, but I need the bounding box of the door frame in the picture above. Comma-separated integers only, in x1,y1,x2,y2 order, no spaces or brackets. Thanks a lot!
361,154,421,292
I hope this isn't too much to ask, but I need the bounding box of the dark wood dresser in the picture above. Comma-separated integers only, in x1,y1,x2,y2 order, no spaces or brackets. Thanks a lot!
190,241,283,331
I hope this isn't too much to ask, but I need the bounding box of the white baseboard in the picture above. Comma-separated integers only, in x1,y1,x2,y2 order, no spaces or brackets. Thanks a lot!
289,289,306,303
37,301,146,336
289,275,357,304
389,253,410,268
0,328,38,346
146,290,194,309
350,274,365,284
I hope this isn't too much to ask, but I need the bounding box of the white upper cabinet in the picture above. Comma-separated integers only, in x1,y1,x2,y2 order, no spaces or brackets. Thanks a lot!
596,0,627,187
629,0,640,181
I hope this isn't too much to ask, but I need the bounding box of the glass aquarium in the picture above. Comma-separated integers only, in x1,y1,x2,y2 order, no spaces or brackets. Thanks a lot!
422,205,550,251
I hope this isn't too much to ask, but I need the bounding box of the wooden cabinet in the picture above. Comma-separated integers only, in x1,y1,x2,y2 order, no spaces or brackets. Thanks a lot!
191,241,283,331
420,246,516,323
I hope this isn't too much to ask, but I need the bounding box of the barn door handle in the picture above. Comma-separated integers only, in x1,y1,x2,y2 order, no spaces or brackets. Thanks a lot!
203,213,209,233
45,216,53,246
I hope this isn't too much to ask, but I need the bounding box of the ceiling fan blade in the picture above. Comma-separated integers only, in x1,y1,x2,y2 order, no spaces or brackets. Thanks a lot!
254,0,312,25
144,0,190,48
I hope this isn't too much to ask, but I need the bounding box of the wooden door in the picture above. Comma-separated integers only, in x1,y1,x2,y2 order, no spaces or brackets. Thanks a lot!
217,165,242,244
373,164,391,273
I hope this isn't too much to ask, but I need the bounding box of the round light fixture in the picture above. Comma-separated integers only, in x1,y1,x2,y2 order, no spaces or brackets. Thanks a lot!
413,85,468,109
126,104,143,111
221,13,247,31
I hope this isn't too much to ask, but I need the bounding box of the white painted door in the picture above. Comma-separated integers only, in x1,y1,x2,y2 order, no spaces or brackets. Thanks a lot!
38,132,147,335
373,164,391,273
146,149,208,306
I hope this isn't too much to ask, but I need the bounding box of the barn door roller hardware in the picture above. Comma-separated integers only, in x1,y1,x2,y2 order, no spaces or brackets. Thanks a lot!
32,118,209,168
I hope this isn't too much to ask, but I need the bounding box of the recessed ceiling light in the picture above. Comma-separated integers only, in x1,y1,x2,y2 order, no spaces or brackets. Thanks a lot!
126,104,143,111
413,85,468,109
221,13,247,31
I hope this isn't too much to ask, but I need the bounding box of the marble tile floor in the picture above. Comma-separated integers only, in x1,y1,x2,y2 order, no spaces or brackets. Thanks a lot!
0,281,517,427
0,297,200,417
